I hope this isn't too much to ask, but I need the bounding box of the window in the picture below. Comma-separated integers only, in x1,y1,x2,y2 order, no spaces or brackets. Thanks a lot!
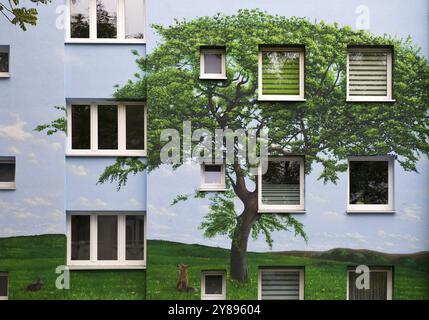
258,268,304,300
201,271,226,300
347,267,392,300
0,45,10,78
67,103,146,156
67,212,146,269
200,47,226,80
0,272,8,300
0,157,16,190
258,46,305,101
258,157,304,213
68,0,145,42
200,163,226,191
348,156,394,212
347,47,394,102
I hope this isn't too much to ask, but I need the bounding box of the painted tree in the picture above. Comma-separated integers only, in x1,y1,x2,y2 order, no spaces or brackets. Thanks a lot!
0,0,51,30
37,10,429,283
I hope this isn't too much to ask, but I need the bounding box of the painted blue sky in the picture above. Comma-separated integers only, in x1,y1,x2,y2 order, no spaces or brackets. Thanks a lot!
0,0,428,254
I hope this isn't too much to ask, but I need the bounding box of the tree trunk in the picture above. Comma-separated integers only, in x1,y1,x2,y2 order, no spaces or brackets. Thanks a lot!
230,198,258,283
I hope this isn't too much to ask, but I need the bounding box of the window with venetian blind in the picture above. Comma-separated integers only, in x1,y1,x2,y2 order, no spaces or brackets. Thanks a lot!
258,46,305,101
347,47,394,101
258,268,304,300
348,267,393,300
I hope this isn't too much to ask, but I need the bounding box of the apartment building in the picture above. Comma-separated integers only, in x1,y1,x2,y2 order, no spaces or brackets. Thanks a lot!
0,0,428,300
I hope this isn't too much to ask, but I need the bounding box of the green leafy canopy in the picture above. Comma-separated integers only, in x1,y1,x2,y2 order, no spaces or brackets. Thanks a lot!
0,0,51,30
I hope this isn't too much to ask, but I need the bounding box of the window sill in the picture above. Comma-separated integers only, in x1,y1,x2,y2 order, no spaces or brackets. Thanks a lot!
200,186,227,192
0,185,16,190
67,264,146,270
346,98,396,103
258,96,306,102
66,150,146,157
65,39,145,45
199,76,228,80
0,73,10,78
258,208,306,214
347,210,395,214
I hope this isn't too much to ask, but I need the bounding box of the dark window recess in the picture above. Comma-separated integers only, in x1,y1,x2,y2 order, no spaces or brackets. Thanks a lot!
262,160,300,205
350,161,388,204
0,273,7,297
349,271,389,300
98,105,118,150
126,216,145,260
0,49,9,73
97,215,118,260
71,215,90,260
126,106,145,150
0,159,15,182
205,165,221,172
72,105,91,149
205,275,223,295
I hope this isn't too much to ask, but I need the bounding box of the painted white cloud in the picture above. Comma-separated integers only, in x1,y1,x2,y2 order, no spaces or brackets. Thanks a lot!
377,230,419,242
148,204,177,217
24,196,52,207
95,199,108,207
129,198,141,207
68,164,89,176
0,115,33,141
399,204,420,222
7,146,22,154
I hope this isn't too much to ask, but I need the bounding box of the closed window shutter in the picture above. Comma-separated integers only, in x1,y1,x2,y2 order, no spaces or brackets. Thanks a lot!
261,270,301,300
348,51,388,97
262,51,300,96
349,271,388,300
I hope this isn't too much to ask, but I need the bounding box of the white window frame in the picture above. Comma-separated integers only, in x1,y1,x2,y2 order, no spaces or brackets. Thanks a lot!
346,47,395,102
200,163,226,191
258,156,305,213
0,157,16,190
258,268,304,300
0,272,8,300
0,45,10,78
201,270,227,300
67,102,146,156
199,48,227,80
347,156,394,213
65,0,146,43
258,46,305,101
347,267,393,300
66,212,146,269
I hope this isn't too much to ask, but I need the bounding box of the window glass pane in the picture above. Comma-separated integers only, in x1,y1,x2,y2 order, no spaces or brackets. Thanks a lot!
0,160,15,182
71,215,90,260
98,105,118,150
97,0,117,38
125,0,145,39
97,215,118,260
70,0,90,38
0,274,7,297
204,165,222,184
126,105,145,150
262,159,300,205
205,275,223,295
72,105,91,150
349,161,388,204
204,53,222,74
0,47,9,73
349,271,388,300
349,51,388,97
262,51,300,96
126,215,145,260
261,270,300,300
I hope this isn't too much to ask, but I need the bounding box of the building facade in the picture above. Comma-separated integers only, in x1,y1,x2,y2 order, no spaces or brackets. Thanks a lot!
0,0,428,300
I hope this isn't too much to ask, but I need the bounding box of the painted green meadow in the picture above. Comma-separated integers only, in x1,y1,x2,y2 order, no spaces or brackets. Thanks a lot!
147,240,429,300
0,235,428,300
0,234,145,300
